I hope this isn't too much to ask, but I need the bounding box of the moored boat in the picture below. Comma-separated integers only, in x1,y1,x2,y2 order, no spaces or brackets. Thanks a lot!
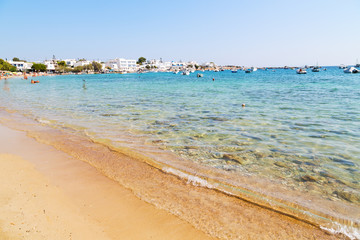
312,66,320,72
296,68,307,74
344,67,359,73
245,69,252,73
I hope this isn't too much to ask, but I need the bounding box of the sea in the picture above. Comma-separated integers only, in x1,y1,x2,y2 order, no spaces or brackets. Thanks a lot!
0,67,359,239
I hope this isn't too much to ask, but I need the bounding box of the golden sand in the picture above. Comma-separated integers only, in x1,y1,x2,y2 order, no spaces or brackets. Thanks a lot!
0,124,213,240
0,110,347,239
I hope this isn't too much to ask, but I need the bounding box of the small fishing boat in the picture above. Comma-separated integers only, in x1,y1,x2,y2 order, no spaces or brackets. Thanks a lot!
197,73,203,77
344,67,359,73
312,66,320,72
251,67,257,72
231,69,238,73
296,68,307,74
339,64,346,69
182,71,190,75
245,69,252,73
173,71,179,74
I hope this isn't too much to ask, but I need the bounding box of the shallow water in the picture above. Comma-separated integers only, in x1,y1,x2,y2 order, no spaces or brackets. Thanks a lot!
1,68,359,237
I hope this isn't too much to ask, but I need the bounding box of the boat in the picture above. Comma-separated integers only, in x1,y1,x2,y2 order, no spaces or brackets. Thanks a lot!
296,68,307,74
312,66,320,72
339,64,346,69
245,69,252,73
251,67,257,72
344,67,359,73
355,59,360,68
182,71,190,75
231,69,238,73
197,73,203,77
214,69,219,72
173,71,179,74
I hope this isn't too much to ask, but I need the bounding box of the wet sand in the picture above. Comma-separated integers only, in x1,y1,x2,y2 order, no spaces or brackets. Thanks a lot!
0,124,213,240
0,110,348,239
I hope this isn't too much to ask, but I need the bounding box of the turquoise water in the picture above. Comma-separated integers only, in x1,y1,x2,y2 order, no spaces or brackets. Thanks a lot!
1,68,359,222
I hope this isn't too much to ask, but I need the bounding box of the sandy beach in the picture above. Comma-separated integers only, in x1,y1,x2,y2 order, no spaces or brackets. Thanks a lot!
0,107,348,240
0,123,213,240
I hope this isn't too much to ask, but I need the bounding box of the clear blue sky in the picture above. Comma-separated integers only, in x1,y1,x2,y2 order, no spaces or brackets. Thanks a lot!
1,0,359,66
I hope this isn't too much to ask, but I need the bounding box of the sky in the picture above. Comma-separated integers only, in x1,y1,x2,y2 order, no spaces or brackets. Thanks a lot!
0,0,359,67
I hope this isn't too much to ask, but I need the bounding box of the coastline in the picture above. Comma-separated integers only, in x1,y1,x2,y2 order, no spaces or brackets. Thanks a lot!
0,123,213,240
0,108,348,239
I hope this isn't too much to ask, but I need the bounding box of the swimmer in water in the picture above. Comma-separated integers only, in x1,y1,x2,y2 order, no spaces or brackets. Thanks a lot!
83,79,87,89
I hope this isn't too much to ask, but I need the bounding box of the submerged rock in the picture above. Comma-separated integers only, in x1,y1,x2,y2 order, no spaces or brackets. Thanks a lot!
300,175,318,182
223,154,247,165
274,161,287,168
334,190,360,203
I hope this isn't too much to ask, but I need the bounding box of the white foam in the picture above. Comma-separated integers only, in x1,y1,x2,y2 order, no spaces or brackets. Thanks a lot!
162,167,215,189
321,223,360,240
37,118,51,124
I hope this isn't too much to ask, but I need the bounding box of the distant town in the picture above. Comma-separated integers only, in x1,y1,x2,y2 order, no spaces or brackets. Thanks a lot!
1,56,359,75
1,56,220,74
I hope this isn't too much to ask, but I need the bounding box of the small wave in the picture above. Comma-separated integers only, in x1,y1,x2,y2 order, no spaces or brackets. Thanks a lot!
162,167,215,188
321,223,360,240
37,118,51,124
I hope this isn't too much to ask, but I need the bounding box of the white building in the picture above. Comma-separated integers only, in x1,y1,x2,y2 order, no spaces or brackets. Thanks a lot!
105,58,137,71
8,61,33,72
43,60,56,71
63,59,77,67
74,60,91,67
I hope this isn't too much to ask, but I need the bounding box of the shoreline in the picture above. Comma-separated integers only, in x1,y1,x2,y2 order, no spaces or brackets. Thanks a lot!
0,108,349,239
0,122,214,239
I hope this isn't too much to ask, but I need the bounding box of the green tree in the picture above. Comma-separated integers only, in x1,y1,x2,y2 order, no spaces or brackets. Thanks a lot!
145,65,150,69
31,63,47,72
57,61,66,67
137,57,146,65
12,57,26,62
73,66,84,73
92,61,102,72
0,59,17,72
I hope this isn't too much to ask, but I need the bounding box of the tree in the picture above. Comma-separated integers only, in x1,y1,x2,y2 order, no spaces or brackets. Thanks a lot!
57,61,66,67
145,65,150,69
0,59,17,72
12,57,26,62
73,66,84,73
137,57,146,65
92,61,102,72
31,63,47,72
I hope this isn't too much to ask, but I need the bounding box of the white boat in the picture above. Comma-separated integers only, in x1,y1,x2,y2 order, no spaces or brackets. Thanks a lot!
197,73,203,77
231,69,237,73
339,64,346,69
182,71,190,75
312,66,320,72
251,67,257,72
296,68,307,74
173,71,179,74
344,67,359,73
